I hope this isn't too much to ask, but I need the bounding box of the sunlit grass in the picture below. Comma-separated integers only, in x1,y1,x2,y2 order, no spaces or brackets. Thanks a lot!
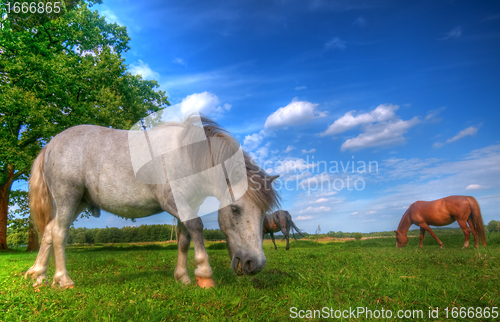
1,233,499,321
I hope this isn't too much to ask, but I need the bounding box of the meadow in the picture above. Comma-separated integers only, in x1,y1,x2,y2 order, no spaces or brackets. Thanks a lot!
1,233,499,321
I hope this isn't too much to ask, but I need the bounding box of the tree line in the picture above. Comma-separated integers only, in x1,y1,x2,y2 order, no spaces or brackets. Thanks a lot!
7,224,229,246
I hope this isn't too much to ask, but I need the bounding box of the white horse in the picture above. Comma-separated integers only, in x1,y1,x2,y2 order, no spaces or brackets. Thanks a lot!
25,116,280,289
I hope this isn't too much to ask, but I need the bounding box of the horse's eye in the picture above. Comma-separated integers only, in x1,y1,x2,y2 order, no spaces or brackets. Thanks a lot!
231,205,239,215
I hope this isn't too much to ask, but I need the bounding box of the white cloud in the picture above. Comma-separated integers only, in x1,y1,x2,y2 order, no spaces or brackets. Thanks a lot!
434,126,479,148
353,16,366,27
299,206,331,213
466,184,483,190
178,92,231,116
284,145,295,153
311,198,328,203
341,117,419,151
243,130,266,151
321,104,398,136
101,9,123,26
172,58,187,66
442,26,462,40
447,126,478,143
321,104,419,151
129,60,160,80
264,98,327,130
161,92,231,122
302,148,316,153
295,215,313,221
295,86,307,91
325,37,346,50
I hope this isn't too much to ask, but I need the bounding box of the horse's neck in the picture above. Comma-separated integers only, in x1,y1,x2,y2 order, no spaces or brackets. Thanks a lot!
397,210,411,233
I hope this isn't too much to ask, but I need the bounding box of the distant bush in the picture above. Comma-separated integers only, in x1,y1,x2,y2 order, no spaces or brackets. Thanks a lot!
65,224,228,244
7,231,28,246
207,242,227,250
487,220,500,233
353,233,363,240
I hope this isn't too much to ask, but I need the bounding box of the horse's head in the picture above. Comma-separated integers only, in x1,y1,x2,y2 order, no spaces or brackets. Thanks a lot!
218,175,280,275
394,230,408,247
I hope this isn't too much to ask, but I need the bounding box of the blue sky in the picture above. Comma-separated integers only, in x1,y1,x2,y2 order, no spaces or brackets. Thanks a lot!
65,0,500,233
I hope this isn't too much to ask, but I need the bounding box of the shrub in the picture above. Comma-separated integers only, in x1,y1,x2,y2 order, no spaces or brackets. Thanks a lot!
353,232,363,240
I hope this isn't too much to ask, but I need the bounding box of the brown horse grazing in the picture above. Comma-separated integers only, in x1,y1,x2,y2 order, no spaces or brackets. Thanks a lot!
395,195,486,249
263,210,304,250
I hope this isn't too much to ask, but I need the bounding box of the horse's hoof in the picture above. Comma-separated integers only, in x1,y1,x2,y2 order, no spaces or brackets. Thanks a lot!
196,277,215,288
51,281,74,289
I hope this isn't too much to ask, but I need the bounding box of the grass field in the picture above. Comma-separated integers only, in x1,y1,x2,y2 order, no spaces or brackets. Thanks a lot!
1,233,500,321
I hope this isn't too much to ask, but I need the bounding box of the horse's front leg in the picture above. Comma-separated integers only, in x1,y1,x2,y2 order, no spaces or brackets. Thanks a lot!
25,220,55,287
270,232,277,250
183,217,214,288
420,223,444,248
419,227,425,247
174,221,192,285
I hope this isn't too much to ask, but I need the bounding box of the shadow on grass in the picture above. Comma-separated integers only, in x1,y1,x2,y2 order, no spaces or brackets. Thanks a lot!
250,268,295,290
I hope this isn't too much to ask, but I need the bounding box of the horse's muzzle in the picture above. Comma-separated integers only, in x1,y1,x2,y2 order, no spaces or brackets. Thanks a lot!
231,252,266,275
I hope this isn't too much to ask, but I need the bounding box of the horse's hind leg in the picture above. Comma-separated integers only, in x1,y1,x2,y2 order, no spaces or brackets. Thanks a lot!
467,217,479,248
51,201,86,288
419,223,444,248
282,226,290,250
457,219,472,248
419,227,425,247
174,221,192,285
25,219,56,287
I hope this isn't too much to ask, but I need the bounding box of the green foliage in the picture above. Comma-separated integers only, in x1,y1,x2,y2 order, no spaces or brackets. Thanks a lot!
487,220,500,233
353,232,363,240
0,0,169,242
6,230,28,246
203,228,226,241
1,236,499,321
67,224,180,244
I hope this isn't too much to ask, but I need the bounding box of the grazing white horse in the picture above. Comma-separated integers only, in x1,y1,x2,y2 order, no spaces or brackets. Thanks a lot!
25,115,280,289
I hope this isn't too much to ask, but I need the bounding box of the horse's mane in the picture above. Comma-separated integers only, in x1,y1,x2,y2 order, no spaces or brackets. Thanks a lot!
165,114,280,213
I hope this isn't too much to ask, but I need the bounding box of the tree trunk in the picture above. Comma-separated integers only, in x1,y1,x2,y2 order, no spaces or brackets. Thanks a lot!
0,166,14,250
26,222,39,251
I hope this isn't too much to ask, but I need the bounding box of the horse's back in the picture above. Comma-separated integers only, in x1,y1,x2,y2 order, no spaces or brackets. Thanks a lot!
44,125,163,218
412,195,472,226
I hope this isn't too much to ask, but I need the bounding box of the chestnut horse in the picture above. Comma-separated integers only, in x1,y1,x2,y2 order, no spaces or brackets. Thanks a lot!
395,195,486,249
263,210,304,250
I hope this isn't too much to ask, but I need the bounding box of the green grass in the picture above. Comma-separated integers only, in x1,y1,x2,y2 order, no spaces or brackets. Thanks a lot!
1,233,499,321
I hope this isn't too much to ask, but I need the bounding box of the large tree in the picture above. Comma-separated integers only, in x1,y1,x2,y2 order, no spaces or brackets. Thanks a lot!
0,0,169,249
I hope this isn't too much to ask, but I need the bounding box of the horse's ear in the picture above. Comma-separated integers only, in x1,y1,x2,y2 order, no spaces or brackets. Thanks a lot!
269,175,279,183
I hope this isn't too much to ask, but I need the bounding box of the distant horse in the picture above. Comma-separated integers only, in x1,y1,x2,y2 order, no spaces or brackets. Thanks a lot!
394,195,486,249
263,210,304,250
25,115,280,289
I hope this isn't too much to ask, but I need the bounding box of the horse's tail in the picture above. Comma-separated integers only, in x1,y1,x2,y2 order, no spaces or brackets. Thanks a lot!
286,212,305,240
29,147,54,235
466,196,486,247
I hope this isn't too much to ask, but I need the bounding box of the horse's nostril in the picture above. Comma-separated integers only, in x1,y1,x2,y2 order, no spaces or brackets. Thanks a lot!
244,260,255,273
